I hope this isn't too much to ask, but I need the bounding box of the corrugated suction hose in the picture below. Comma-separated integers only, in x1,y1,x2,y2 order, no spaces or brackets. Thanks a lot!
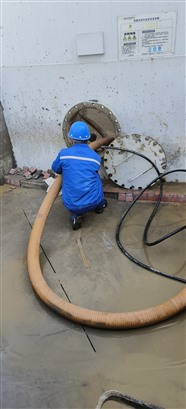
95,390,164,409
27,180,186,328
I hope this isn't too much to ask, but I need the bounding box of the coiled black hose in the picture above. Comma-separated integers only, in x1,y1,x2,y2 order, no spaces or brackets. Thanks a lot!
102,146,186,284
143,171,186,246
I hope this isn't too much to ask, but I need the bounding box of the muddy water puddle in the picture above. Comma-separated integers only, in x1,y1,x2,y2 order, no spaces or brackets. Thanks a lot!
55,200,185,313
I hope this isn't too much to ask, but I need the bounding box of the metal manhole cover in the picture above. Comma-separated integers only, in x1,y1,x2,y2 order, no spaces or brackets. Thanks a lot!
103,134,167,189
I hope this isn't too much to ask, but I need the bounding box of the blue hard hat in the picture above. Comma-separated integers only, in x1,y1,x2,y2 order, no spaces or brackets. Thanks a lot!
68,121,90,140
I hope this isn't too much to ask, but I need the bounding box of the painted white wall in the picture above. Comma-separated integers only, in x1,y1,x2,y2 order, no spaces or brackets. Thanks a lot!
1,1,185,181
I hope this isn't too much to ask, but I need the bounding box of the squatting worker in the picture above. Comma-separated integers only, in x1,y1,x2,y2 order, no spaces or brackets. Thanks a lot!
51,121,107,230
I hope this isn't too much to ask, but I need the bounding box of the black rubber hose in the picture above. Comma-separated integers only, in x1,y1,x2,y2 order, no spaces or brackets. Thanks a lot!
116,169,186,284
142,172,186,246
102,146,186,284
144,220,186,246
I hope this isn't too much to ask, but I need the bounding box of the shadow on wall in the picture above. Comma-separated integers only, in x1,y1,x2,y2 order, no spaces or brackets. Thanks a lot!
0,102,16,185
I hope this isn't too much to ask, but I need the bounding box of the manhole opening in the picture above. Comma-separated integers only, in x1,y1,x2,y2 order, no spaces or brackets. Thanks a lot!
62,101,121,146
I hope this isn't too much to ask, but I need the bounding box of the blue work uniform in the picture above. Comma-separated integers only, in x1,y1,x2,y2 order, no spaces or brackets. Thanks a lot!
51,144,104,215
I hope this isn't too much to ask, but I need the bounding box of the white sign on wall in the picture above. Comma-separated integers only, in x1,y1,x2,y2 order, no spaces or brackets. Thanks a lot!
118,11,177,59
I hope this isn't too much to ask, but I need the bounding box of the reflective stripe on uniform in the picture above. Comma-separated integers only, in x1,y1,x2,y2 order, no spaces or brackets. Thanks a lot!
60,155,100,166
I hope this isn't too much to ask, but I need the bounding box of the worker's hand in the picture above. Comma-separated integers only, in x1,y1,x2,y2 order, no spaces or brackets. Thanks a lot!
89,134,115,150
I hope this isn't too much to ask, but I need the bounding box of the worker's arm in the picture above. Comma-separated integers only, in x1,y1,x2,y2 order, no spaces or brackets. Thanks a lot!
89,134,115,150
51,152,62,174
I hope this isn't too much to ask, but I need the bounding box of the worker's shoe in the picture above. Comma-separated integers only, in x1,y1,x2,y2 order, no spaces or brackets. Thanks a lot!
71,216,83,230
95,199,108,214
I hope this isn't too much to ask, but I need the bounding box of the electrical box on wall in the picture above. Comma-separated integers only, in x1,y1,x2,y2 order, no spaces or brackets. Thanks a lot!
76,32,104,56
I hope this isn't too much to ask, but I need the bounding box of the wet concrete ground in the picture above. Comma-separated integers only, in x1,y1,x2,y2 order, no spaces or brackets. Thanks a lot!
1,185,186,409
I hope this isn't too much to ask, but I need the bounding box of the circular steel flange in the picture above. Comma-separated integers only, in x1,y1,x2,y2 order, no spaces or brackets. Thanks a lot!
103,134,167,189
62,101,121,146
